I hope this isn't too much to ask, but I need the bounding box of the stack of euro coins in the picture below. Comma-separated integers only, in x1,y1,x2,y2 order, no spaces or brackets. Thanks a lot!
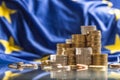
56,55,68,66
92,54,108,66
72,34,86,48
86,30,101,54
57,43,71,55
81,26,96,34
76,48,92,65
65,48,76,65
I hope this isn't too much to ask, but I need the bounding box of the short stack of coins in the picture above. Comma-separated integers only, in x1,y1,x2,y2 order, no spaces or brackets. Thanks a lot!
49,55,58,69
57,43,71,55
56,55,68,66
81,26,96,34
86,30,101,54
65,48,76,65
76,48,92,65
92,54,108,66
72,34,86,48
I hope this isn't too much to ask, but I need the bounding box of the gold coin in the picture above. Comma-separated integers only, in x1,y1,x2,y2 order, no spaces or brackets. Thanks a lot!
81,26,96,34
89,30,101,35
72,44,86,47
66,39,72,44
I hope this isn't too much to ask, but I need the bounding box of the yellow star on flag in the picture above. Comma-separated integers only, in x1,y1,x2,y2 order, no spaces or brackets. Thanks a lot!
34,56,49,62
0,37,22,54
108,9,120,20
105,34,120,54
3,71,20,80
0,2,16,23
108,72,120,80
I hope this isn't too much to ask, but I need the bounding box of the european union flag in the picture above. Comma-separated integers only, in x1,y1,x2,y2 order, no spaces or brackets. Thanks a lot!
0,0,120,63
109,0,120,9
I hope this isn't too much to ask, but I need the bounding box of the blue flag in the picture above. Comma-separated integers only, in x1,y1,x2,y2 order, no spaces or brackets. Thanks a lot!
0,0,120,63
110,0,120,9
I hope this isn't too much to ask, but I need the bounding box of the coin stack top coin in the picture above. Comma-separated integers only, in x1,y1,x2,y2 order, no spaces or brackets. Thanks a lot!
66,39,72,48
81,26,96,34
66,39,72,44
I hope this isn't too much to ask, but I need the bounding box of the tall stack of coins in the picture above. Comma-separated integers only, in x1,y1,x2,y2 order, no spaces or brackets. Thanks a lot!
92,54,108,66
57,43,71,55
76,48,92,65
72,34,86,48
65,48,76,65
81,26,96,34
86,30,101,54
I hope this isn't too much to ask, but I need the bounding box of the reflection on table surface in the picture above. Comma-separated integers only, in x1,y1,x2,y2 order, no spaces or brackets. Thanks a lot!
0,64,120,80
